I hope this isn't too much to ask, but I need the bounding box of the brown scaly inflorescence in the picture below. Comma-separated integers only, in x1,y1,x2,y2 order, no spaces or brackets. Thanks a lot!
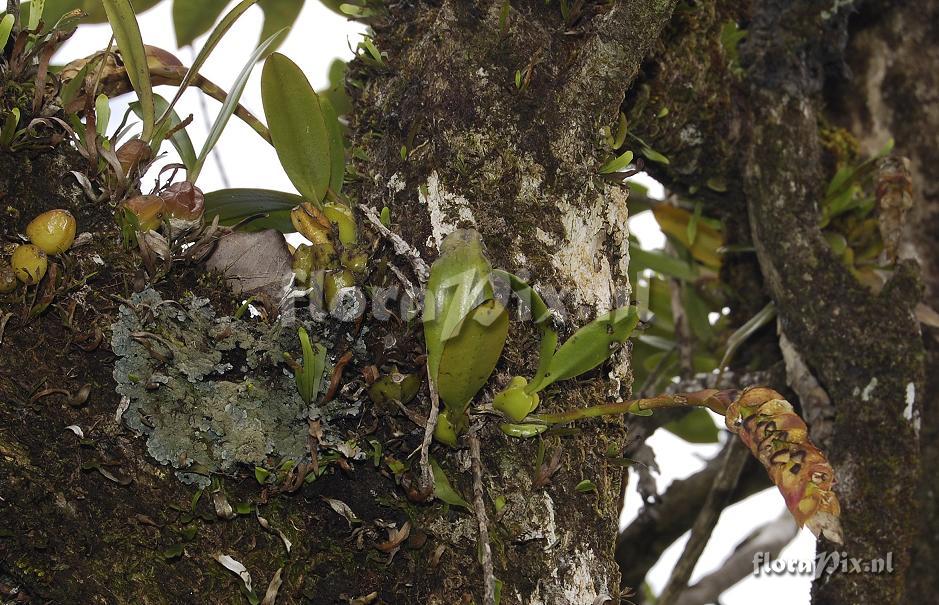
724,387,843,544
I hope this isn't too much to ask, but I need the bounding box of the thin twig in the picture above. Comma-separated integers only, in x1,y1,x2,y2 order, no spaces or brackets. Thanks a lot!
418,363,440,492
469,429,496,605
362,206,430,283
656,438,749,605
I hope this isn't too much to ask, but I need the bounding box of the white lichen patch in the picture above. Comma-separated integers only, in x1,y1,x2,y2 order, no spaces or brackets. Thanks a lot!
861,377,878,401
904,382,920,433
419,171,477,250
387,172,406,194
550,196,615,312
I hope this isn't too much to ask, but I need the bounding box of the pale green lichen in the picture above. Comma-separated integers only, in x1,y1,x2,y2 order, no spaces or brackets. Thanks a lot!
111,289,335,486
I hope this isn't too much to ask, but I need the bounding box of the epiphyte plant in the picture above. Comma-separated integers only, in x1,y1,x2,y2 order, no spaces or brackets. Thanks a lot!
423,229,642,444
423,230,510,444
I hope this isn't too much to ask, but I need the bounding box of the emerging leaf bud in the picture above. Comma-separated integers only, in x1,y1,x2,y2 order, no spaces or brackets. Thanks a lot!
493,376,540,422
26,209,76,255
159,182,205,221
121,195,166,232
11,244,48,285
144,46,185,85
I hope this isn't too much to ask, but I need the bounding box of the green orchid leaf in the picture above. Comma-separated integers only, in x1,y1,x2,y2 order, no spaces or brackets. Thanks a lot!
436,299,509,416
94,94,110,136
533,305,640,393
101,0,154,140
296,327,327,405
491,270,558,394
629,243,698,282
430,458,470,509
423,229,495,383
262,52,332,203
320,95,345,195
27,0,45,31
204,188,301,232
172,0,230,47
598,150,634,174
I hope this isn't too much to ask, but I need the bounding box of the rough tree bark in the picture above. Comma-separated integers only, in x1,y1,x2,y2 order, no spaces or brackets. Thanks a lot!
1,0,936,604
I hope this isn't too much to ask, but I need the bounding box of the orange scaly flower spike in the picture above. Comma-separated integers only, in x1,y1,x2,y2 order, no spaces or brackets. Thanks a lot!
724,387,843,544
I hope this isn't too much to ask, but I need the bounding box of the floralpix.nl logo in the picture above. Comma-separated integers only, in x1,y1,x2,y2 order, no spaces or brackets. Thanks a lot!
752,551,894,579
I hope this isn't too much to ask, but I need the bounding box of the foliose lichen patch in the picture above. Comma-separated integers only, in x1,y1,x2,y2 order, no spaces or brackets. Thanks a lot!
111,288,326,486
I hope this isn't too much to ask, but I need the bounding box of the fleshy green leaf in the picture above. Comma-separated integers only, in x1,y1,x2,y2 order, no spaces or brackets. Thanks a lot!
436,299,509,416
261,52,332,203
204,188,301,232
423,229,495,383
190,27,285,182
575,479,597,493
172,0,230,47
532,306,640,393
94,94,110,136
27,0,45,31
664,408,720,443
320,96,346,195
431,458,470,509
0,14,15,50
102,0,155,140
598,150,634,174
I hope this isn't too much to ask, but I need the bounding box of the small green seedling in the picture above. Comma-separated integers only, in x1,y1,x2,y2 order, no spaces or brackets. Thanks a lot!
294,327,327,405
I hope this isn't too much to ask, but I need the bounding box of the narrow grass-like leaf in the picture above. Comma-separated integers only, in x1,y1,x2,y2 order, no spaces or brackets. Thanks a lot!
101,0,154,140
190,28,285,183
717,302,776,377
172,0,230,47
159,0,260,125
296,327,326,405
532,306,640,393
598,150,634,174
629,243,698,281
262,52,332,202
204,188,301,232
0,14,14,48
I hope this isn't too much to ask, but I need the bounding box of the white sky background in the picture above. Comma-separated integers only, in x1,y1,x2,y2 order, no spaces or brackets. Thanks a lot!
57,4,816,603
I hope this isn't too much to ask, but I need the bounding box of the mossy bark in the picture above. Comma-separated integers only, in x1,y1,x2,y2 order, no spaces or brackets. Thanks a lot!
2,1,678,603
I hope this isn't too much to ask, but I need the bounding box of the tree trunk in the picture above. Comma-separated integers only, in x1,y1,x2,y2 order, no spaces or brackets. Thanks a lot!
2,0,936,604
